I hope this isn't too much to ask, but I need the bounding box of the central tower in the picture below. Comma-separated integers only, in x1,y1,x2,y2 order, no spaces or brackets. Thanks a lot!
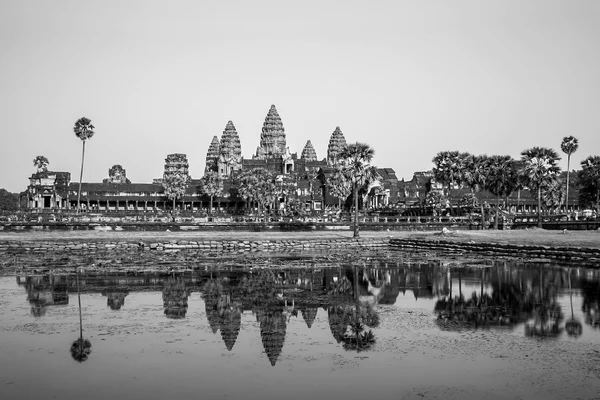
254,104,286,159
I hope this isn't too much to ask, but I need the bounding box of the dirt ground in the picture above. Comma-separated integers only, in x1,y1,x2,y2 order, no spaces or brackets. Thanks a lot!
1,228,599,249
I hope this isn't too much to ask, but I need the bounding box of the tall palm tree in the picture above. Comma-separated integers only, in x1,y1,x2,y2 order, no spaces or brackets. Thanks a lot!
560,136,579,215
70,271,91,362
462,154,489,228
73,117,95,213
565,268,582,337
519,147,561,228
486,155,519,229
339,142,375,238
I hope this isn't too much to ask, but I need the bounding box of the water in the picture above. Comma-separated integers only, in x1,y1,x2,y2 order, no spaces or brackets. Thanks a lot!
1,255,599,400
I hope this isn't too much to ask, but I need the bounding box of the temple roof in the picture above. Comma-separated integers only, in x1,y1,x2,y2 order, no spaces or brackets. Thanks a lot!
257,105,286,159
327,127,347,166
219,121,242,163
301,140,318,161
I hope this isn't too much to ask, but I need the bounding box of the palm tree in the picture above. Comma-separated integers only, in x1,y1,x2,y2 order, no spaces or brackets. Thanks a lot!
519,147,561,228
432,151,468,216
486,155,519,229
560,136,579,215
565,268,582,338
33,155,49,173
462,154,489,228
328,167,352,210
339,143,375,238
73,117,95,213
70,271,91,362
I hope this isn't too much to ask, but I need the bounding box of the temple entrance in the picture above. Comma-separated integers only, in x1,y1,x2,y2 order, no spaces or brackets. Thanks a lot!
43,196,51,208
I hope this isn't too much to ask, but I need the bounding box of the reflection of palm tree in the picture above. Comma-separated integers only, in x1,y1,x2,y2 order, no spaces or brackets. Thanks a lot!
162,277,189,319
341,310,376,353
71,272,91,362
565,268,582,337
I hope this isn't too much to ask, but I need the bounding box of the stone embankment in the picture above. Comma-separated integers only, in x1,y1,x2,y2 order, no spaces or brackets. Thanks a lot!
0,237,389,254
390,237,600,264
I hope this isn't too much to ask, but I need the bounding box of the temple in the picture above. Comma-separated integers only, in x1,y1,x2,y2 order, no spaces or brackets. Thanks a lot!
24,104,401,212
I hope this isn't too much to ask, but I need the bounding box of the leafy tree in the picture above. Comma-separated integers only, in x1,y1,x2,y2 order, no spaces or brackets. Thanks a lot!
199,171,224,213
162,153,190,211
328,168,352,210
33,155,49,172
425,190,447,220
578,155,600,215
540,177,565,214
73,117,95,213
432,151,468,216
339,142,375,238
486,155,519,229
519,147,561,228
0,189,19,211
560,136,579,213
236,170,259,214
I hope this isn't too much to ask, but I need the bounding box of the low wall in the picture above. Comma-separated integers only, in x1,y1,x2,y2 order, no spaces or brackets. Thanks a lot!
0,221,481,232
389,238,600,265
0,237,390,254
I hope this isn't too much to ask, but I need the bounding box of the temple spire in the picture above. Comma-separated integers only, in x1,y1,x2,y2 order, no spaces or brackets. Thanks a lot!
301,140,318,161
327,126,347,166
255,105,286,159
205,136,220,173
218,121,242,175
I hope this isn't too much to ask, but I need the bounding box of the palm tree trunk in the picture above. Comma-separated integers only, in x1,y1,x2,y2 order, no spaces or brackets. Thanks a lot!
76,140,86,214
565,155,571,216
494,196,500,230
210,195,213,214
172,198,176,211
479,194,485,230
537,187,542,228
353,183,359,238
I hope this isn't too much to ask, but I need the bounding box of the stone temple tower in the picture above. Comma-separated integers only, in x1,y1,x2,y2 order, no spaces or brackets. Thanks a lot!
301,140,318,161
218,121,242,176
327,126,347,166
255,105,286,159
205,136,221,173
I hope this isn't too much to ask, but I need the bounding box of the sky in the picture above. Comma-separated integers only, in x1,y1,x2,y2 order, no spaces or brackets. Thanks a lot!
0,0,598,192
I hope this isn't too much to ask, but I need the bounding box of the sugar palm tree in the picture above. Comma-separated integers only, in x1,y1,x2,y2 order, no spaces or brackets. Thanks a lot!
199,171,224,213
519,147,561,228
70,271,91,362
560,136,579,215
486,155,519,229
565,268,582,337
462,154,488,228
339,142,375,238
73,117,95,213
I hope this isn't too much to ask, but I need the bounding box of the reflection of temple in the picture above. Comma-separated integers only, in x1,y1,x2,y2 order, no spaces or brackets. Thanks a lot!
203,282,243,351
162,278,189,319
101,290,129,310
256,307,287,366
18,275,69,317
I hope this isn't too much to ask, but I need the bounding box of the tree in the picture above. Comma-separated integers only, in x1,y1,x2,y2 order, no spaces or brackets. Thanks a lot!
486,155,519,229
0,189,19,211
199,171,224,213
236,170,259,214
73,117,95,213
70,272,91,362
462,154,488,228
162,153,190,211
578,155,600,215
33,155,49,172
560,136,579,214
519,147,561,228
425,190,447,221
328,168,352,210
540,177,565,214
432,151,468,216
339,142,375,238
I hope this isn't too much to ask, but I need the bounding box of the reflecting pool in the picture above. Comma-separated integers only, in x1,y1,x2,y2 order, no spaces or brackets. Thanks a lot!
1,255,599,400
